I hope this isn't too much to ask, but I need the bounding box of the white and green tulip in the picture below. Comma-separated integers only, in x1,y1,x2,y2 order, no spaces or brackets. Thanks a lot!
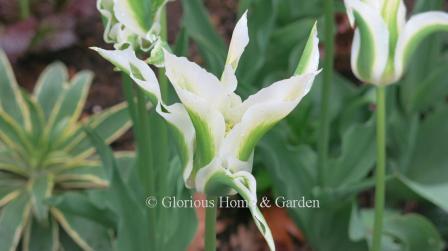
345,0,448,85
97,0,170,52
93,12,320,251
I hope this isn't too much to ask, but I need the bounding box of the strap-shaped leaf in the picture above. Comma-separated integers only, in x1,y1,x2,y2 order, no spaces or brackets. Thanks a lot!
0,192,31,251
48,71,93,133
203,169,275,251
85,126,150,251
345,0,389,84
23,218,59,251
0,172,24,208
56,163,108,189
51,208,94,251
34,62,68,119
21,91,45,143
0,110,31,155
66,102,131,158
394,11,448,81
295,22,320,75
0,50,30,131
30,175,54,223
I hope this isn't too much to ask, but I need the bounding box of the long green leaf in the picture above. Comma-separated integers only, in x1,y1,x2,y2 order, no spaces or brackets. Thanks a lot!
0,192,30,251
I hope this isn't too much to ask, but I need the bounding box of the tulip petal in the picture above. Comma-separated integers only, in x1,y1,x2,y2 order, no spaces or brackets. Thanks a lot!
92,47,197,188
164,51,229,104
113,0,153,37
91,47,161,101
345,0,390,84
394,12,448,82
294,22,320,75
225,11,249,71
226,73,317,161
158,103,196,188
381,0,406,46
200,168,275,251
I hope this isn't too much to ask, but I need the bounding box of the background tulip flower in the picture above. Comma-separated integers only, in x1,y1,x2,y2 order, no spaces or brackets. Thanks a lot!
97,0,170,52
344,1,448,251
93,11,319,251
345,0,448,85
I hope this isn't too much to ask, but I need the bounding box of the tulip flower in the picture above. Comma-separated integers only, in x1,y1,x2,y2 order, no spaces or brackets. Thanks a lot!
344,1,448,251
93,12,320,251
345,0,448,85
97,0,170,52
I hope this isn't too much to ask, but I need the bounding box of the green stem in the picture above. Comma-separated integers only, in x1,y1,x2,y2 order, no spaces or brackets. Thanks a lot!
205,196,217,251
372,86,386,251
317,0,335,186
19,0,30,20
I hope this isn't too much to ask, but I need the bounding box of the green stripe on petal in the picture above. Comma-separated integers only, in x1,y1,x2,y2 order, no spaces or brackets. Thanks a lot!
345,0,389,84
113,0,153,37
91,47,162,100
227,74,316,161
394,12,448,82
295,22,320,75
157,103,196,187
203,169,275,251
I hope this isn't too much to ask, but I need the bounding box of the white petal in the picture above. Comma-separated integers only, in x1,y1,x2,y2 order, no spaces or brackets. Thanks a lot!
221,64,238,93
394,11,448,82
173,87,226,168
198,168,276,251
156,103,196,188
225,11,249,70
164,51,229,105
294,22,320,75
112,0,148,37
91,47,161,99
345,0,390,84
225,73,317,161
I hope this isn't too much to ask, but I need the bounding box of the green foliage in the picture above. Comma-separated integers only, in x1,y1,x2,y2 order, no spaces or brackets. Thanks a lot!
0,49,131,250
180,0,448,249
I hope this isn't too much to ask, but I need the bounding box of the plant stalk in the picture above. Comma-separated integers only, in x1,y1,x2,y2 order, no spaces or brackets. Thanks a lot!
317,0,335,186
372,86,386,251
19,0,30,20
205,196,217,251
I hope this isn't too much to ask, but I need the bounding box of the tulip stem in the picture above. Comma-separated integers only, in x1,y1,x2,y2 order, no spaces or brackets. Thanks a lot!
19,0,30,20
318,0,334,186
372,86,386,251
205,196,217,251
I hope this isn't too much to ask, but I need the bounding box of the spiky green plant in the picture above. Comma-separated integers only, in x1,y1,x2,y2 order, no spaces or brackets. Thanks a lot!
0,49,131,250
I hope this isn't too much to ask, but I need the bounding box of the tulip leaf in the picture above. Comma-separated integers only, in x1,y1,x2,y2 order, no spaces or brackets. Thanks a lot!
398,106,448,212
85,126,150,251
181,0,226,75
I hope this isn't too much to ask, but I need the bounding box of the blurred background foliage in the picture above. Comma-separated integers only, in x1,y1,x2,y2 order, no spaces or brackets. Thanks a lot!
1,0,448,250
